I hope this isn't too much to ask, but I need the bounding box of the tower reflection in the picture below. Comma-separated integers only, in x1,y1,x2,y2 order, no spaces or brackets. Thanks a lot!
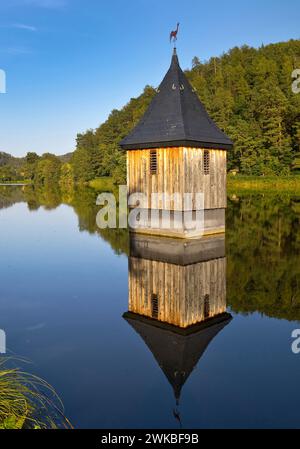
123,234,232,419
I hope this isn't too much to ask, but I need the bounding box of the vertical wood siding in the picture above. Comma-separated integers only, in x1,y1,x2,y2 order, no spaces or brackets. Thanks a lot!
127,147,227,210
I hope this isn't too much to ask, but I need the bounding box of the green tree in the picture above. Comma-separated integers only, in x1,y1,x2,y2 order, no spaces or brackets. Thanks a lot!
35,153,62,186
24,152,40,180
59,163,74,188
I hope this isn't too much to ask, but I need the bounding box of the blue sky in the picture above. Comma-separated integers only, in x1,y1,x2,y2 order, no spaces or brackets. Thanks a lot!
0,0,299,157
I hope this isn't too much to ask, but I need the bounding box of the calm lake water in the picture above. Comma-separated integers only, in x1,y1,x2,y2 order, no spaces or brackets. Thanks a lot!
1,185,300,429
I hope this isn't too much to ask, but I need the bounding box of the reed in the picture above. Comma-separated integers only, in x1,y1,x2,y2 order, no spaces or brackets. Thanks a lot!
0,357,72,429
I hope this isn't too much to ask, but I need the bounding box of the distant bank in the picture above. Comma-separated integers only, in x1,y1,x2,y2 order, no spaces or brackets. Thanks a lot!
1,176,300,195
228,175,300,193
0,182,31,186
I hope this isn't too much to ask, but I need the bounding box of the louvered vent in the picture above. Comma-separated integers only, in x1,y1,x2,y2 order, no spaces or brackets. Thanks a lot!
203,150,210,175
150,150,158,175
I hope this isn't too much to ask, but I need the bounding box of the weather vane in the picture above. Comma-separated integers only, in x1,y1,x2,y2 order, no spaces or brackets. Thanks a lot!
170,22,180,47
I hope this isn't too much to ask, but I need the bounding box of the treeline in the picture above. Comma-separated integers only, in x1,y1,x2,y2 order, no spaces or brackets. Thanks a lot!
0,152,25,181
1,39,300,185
71,85,155,184
189,40,300,175
73,39,300,180
0,151,73,186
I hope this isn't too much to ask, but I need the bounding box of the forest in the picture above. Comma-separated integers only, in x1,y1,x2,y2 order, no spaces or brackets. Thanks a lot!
1,39,299,185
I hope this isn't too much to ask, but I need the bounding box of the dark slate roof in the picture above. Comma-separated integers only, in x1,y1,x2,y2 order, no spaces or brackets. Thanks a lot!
124,312,232,402
120,49,233,151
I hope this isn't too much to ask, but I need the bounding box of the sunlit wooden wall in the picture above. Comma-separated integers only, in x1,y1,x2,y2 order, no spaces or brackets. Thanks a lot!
127,147,227,210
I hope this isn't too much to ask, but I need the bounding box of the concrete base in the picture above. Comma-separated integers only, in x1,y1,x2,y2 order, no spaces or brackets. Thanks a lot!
129,208,225,239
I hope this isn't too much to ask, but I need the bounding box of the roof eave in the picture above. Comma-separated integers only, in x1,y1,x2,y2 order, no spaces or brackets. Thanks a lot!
120,139,233,151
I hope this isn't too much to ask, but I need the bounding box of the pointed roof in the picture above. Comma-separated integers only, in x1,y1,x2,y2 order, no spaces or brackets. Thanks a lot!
124,312,232,402
120,49,233,151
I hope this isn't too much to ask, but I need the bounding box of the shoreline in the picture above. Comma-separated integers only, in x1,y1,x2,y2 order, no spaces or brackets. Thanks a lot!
1,175,300,194
227,175,300,193
0,183,31,186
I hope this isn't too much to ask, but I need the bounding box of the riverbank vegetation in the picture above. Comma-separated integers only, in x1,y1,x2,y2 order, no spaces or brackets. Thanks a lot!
228,174,300,193
0,39,299,186
88,177,115,191
0,357,71,429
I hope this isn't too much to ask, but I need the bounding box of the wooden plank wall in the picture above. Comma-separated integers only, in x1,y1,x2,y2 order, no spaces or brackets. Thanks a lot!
127,147,185,211
184,148,227,210
128,256,226,328
127,147,227,211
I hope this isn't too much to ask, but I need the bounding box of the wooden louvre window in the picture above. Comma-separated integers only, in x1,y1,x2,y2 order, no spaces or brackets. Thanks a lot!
151,293,159,319
150,150,158,175
203,150,210,175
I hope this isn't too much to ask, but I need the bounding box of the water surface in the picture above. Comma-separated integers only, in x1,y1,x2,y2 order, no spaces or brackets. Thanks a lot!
1,185,300,429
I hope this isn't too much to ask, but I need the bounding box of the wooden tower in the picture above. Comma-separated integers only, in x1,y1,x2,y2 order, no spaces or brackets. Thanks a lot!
123,234,232,403
120,49,233,238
